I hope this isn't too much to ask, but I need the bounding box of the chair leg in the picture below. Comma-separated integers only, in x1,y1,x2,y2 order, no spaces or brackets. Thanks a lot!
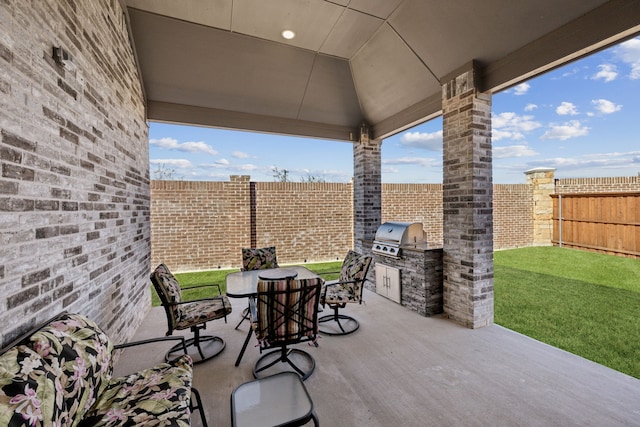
166,324,226,364
253,347,316,381
234,306,250,330
191,387,209,427
318,305,360,336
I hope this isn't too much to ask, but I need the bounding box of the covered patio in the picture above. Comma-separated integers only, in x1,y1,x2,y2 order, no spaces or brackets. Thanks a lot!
116,290,640,426
2,1,640,424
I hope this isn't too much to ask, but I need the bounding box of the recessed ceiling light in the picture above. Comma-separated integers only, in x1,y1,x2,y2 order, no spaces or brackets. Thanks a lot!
282,30,295,40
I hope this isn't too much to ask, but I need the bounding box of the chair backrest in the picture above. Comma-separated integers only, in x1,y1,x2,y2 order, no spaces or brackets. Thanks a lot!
241,246,279,271
338,250,372,300
253,277,323,345
150,263,183,332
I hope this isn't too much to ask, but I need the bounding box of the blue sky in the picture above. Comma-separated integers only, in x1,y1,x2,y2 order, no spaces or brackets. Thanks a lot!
149,36,640,184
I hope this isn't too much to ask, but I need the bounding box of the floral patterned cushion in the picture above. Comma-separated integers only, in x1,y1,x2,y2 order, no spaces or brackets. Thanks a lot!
0,312,196,427
150,263,183,326
241,247,279,271
151,264,232,332
81,355,193,427
0,312,114,427
175,298,233,330
322,250,372,305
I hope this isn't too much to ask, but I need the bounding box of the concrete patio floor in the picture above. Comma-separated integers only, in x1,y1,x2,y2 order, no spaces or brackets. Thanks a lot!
115,289,640,427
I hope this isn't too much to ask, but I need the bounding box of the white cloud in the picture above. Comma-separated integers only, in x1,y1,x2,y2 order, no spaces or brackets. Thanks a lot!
540,120,589,141
149,158,192,168
513,83,530,95
232,151,250,159
400,130,443,151
492,112,542,141
524,103,538,111
528,151,640,171
556,102,578,116
591,99,622,114
592,64,618,82
493,129,524,141
493,145,538,159
382,157,439,167
615,37,640,79
215,158,230,166
149,137,218,156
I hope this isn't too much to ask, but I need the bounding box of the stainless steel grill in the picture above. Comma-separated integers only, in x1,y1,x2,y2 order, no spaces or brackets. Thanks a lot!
372,222,426,258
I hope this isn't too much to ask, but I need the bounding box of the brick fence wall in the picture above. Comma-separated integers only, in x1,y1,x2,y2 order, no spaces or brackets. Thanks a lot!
555,176,640,193
0,1,149,347
151,177,534,271
151,174,639,272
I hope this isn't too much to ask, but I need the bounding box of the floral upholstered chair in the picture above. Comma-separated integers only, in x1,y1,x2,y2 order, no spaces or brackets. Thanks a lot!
318,250,372,335
235,247,280,329
0,312,207,427
250,277,323,380
151,263,232,363
241,246,279,271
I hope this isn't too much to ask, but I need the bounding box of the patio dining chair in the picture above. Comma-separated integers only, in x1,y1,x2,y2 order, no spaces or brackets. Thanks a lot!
150,263,232,364
241,246,279,271
318,250,372,335
249,277,323,380
235,246,280,329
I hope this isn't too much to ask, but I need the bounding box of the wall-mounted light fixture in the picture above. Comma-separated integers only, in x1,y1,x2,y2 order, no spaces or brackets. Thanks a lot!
52,46,75,70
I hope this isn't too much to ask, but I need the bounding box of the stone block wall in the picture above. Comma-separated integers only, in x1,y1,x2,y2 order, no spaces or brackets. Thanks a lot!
0,1,149,347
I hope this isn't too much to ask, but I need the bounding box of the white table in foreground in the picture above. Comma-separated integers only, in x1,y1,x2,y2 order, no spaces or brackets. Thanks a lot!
231,371,319,427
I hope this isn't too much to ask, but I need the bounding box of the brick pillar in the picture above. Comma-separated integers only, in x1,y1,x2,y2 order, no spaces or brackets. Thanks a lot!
525,167,556,245
442,64,494,329
353,123,381,254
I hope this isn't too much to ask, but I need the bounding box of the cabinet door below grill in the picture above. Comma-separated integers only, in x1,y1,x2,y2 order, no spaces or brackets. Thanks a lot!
375,264,401,303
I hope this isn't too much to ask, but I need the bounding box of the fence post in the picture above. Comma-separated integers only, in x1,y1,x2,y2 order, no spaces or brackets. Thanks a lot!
558,194,562,247
525,167,556,246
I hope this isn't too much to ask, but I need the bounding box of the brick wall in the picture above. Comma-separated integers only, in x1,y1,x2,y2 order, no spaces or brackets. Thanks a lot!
555,176,640,193
151,178,534,271
381,183,443,246
151,176,251,271
494,184,533,248
254,181,353,264
0,1,149,347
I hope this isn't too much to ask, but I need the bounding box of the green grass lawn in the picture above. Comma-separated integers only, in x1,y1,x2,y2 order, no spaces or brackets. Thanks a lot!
494,246,640,379
151,248,640,379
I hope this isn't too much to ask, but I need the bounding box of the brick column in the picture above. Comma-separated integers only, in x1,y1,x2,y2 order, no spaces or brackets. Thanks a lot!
353,123,381,254
525,167,556,245
442,64,494,329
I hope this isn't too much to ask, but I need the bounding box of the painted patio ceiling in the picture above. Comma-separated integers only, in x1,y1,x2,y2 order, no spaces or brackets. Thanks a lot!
124,0,640,141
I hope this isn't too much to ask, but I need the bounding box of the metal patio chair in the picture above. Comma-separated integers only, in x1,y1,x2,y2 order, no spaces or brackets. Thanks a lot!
250,277,323,380
235,246,280,330
318,250,372,335
150,263,232,363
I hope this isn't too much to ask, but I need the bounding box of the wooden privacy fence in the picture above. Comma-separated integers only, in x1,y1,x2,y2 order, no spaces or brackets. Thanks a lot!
552,192,640,258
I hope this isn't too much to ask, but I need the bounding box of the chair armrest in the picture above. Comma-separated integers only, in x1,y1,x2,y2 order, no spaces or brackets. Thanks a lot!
181,283,223,295
114,336,188,355
168,295,228,306
324,279,358,288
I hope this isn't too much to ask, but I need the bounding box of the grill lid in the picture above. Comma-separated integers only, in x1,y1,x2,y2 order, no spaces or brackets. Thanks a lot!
372,222,426,258
374,222,425,245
